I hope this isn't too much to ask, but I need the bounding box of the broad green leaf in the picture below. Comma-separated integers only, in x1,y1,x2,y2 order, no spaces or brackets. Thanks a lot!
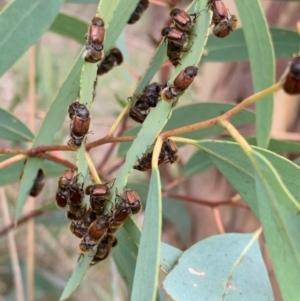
59,253,96,301
196,140,300,218
118,103,255,157
234,0,275,148
251,150,300,301
15,50,83,221
0,108,34,141
203,28,299,62
131,168,162,301
163,234,274,300
0,155,65,187
0,0,64,76
160,242,182,275
49,13,87,44
247,137,300,153
183,150,213,178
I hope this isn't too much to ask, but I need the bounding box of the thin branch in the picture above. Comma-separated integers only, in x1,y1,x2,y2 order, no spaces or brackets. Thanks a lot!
163,192,250,210
162,82,282,139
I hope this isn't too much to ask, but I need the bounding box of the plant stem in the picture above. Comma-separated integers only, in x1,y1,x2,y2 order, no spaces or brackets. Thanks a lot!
218,119,251,155
162,82,282,139
107,104,130,136
0,154,28,169
85,152,102,184
152,135,163,168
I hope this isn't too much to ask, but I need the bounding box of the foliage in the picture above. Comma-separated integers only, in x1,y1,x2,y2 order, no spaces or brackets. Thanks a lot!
0,0,299,301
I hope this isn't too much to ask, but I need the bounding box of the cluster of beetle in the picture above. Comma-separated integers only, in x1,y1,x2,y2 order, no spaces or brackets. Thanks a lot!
55,169,142,265
23,0,298,265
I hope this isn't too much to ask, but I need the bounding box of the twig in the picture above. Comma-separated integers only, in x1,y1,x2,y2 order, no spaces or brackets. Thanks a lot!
163,192,250,210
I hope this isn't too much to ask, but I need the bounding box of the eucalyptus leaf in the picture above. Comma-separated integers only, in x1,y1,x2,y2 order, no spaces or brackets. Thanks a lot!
234,0,275,148
163,234,274,301
203,28,298,62
0,0,64,76
251,150,300,301
0,108,34,141
131,168,162,301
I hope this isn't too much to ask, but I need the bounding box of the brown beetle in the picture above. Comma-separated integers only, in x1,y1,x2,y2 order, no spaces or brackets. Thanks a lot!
90,234,118,266
109,189,142,232
162,139,180,164
70,221,87,239
97,48,123,75
207,0,228,25
66,177,86,220
161,26,189,66
121,189,142,215
174,66,198,92
84,47,104,63
161,85,179,104
213,14,238,38
85,183,111,215
133,150,166,171
84,17,105,63
79,215,110,253
129,105,149,123
68,103,90,150
55,169,75,208
29,168,46,197
283,56,300,95
128,0,149,24
132,82,164,111
170,8,199,32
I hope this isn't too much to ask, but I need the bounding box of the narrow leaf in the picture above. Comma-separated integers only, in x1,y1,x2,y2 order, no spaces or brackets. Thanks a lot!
0,0,64,76
49,13,88,44
131,168,162,301
0,108,34,141
203,28,298,62
234,0,275,148
15,50,83,221
251,150,300,301
196,140,300,220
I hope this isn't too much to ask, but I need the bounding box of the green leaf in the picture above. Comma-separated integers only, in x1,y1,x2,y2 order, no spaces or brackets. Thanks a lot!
160,242,182,275
60,0,141,298
59,253,96,301
131,169,162,301
15,50,83,221
163,233,274,300
203,28,299,62
0,108,34,141
183,150,213,178
49,13,88,44
0,155,65,187
112,2,211,295
0,0,64,76
234,0,275,148
118,103,255,157
66,0,98,2
247,137,300,153
112,226,139,295
196,140,300,219
251,150,300,301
